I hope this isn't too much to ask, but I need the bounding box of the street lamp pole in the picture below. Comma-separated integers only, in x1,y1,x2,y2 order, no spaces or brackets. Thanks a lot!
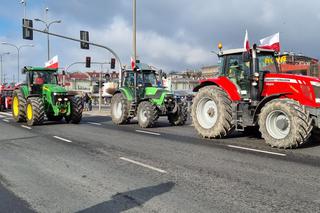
0,52,10,85
20,0,27,18
133,0,137,63
35,13,61,60
1,42,34,83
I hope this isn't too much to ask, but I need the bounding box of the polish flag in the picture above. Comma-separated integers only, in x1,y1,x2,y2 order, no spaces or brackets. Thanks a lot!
131,57,136,69
259,33,280,52
45,55,59,69
244,30,250,51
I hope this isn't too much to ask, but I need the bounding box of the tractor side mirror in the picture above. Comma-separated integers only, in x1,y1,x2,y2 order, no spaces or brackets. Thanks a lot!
242,52,251,62
22,68,26,74
62,70,66,75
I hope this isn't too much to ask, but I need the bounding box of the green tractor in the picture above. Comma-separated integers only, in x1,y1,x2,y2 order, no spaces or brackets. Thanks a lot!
111,63,188,128
12,66,83,126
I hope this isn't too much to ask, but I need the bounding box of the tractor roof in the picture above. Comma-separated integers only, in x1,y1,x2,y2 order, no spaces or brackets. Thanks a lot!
126,63,158,72
23,66,58,72
219,48,275,56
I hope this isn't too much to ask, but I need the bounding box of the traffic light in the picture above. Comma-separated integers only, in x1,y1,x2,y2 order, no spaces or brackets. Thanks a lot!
22,19,33,40
110,58,116,69
85,57,91,68
80,31,89,49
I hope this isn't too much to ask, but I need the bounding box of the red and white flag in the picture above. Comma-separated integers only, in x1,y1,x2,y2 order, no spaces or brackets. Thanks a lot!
130,57,136,69
244,30,250,51
259,32,280,52
45,55,59,69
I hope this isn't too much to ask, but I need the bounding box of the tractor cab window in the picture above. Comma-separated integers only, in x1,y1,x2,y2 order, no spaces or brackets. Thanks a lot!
123,71,135,87
257,54,278,73
142,71,157,87
225,54,250,97
31,71,57,85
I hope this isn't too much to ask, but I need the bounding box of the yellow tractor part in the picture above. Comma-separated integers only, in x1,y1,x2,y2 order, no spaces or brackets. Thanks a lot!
26,103,33,121
13,96,19,117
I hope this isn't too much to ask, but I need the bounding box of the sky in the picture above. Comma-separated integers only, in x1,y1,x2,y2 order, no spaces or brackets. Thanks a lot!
0,0,320,83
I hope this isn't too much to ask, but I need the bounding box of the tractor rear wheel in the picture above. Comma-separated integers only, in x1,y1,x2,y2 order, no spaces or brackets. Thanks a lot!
111,93,129,125
192,86,234,138
259,99,312,149
137,101,158,128
168,101,188,126
25,97,45,126
67,96,83,124
12,90,27,122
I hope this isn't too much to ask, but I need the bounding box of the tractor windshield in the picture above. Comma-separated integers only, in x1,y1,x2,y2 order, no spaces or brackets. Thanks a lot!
257,53,279,73
140,71,158,87
31,71,58,85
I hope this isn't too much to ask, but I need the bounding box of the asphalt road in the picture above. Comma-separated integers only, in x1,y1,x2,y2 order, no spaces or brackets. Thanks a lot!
0,110,320,212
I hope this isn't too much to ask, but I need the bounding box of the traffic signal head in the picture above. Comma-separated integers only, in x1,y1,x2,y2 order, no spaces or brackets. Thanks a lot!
110,58,116,69
80,31,89,49
22,19,33,40
85,57,91,68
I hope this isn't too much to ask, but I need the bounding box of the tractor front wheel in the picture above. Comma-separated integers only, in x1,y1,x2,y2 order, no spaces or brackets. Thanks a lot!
168,101,188,126
111,93,129,125
25,97,45,126
12,90,27,122
137,101,158,128
259,99,312,149
66,96,83,124
191,86,234,139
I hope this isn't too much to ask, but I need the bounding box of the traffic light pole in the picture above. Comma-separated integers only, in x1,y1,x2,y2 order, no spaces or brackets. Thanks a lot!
23,25,123,85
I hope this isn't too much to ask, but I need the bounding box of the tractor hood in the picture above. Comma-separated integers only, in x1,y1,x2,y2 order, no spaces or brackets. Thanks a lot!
145,87,170,97
265,73,320,85
43,84,68,94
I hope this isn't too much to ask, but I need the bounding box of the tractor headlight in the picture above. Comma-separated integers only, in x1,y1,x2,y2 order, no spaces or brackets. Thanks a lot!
58,98,63,102
64,98,68,101
311,81,320,87
53,92,57,96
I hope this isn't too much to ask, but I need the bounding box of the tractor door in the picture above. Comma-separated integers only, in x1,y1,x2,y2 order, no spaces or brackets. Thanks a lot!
225,54,250,99
29,72,44,95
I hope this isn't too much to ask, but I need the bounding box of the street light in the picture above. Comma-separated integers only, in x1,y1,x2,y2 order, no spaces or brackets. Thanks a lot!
0,52,10,85
21,0,27,18
35,16,62,60
1,42,34,83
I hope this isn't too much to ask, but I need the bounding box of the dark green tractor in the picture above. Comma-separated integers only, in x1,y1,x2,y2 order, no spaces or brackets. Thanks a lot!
12,66,83,126
111,63,187,128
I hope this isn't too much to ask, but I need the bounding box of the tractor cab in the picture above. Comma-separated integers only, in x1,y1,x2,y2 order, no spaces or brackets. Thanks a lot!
218,46,279,100
23,67,59,95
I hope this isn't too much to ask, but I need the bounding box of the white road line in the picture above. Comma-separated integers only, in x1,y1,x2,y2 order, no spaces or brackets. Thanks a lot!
228,145,286,157
120,157,167,174
53,136,72,143
135,130,161,136
0,112,12,116
87,122,102,126
21,125,32,130
2,119,9,123
0,115,6,118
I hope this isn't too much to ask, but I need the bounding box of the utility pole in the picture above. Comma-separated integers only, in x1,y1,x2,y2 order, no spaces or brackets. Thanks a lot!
133,0,138,105
99,64,103,112
0,52,10,85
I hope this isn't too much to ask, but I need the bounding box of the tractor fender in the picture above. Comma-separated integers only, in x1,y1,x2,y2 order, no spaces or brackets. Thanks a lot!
193,77,241,101
253,93,291,123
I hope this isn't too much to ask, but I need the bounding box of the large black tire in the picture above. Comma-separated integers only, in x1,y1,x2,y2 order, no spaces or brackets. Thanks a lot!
12,90,27,122
137,101,158,128
258,99,313,149
68,96,83,124
25,97,45,126
111,93,129,125
168,101,188,126
191,86,234,139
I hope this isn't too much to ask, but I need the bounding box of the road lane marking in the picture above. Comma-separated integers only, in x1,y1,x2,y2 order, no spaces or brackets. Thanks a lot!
53,136,72,143
21,125,32,130
87,122,102,126
0,115,5,118
228,145,286,157
135,130,161,136
3,119,9,123
120,157,167,174
0,112,12,116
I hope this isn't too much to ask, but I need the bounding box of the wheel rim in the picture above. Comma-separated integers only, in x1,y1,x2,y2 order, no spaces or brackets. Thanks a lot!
266,110,290,140
139,107,148,123
26,103,33,121
196,97,218,129
113,100,123,119
13,96,19,117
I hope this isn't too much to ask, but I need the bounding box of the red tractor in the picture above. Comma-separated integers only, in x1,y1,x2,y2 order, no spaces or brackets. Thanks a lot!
0,85,14,111
192,44,320,149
